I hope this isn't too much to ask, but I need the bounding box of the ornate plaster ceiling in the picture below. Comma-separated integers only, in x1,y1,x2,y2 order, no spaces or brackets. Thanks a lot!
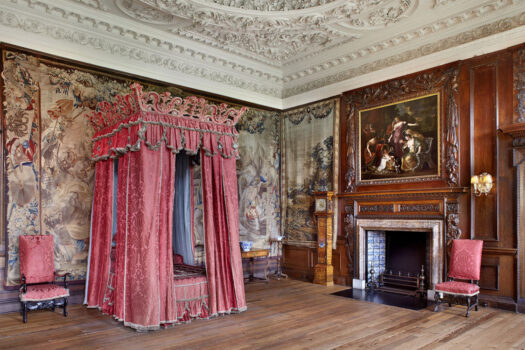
98,0,418,64
1,0,525,108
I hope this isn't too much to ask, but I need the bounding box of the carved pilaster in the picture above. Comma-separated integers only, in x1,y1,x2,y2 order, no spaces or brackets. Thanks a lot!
343,204,354,276
344,101,356,192
513,48,525,123
445,67,460,186
446,202,461,246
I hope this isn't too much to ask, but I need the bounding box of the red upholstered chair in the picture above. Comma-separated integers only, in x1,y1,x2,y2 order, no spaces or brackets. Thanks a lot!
19,235,70,323
434,239,483,317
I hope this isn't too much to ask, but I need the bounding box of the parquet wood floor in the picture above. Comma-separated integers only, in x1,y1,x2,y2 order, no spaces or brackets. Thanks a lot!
0,279,524,349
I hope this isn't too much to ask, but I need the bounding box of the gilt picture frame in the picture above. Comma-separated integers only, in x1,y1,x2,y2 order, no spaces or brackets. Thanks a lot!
358,92,441,184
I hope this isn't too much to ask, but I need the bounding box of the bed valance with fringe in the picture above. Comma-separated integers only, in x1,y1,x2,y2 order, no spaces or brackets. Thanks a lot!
88,83,247,161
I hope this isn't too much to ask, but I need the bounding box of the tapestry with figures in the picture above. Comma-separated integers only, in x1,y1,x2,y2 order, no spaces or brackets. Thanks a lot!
1,50,185,286
236,109,281,253
283,100,335,242
192,108,281,260
2,48,281,285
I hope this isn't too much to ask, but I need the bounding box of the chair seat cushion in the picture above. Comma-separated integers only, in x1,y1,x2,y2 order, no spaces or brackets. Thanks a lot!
20,284,69,302
435,281,480,296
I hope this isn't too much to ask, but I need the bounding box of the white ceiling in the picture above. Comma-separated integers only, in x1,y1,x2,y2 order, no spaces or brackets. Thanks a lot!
1,0,525,108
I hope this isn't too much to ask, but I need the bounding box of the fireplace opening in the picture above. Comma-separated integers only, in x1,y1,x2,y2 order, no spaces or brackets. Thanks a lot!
367,230,430,296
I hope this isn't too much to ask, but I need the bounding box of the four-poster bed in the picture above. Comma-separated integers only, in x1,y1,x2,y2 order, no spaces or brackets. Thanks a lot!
84,83,248,331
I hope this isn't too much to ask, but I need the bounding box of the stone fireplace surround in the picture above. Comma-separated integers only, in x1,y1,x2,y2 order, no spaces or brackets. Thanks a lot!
353,218,444,298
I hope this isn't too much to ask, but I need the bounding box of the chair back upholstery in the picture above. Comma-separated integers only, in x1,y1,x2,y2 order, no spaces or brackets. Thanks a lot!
19,235,55,284
448,239,483,280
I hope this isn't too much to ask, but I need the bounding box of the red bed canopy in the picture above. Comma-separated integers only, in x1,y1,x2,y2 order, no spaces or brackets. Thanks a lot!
85,83,247,331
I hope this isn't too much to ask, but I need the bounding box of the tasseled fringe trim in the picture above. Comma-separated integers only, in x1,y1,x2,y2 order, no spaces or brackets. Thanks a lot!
85,303,247,332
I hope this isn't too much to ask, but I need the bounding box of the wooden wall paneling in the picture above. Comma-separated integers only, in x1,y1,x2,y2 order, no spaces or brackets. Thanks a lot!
469,61,498,241
479,248,517,311
500,122,525,312
519,150,525,312
480,256,500,291
333,239,350,285
466,50,517,307
282,244,316,281
496,52,516,249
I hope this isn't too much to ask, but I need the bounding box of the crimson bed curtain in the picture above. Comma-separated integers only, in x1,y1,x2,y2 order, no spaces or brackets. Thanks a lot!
84,84,247,331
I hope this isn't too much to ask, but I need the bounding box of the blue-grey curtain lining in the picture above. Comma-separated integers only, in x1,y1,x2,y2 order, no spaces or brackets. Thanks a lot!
173,152,195,265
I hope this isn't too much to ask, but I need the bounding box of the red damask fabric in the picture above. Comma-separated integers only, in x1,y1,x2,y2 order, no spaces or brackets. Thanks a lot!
448,239,483,280
87,110,245,331
19,235,55,284
435,281,480,296
202,153,246,316
86,161,114,308
221,156,247,311
20,284,69,302
111,147,177,330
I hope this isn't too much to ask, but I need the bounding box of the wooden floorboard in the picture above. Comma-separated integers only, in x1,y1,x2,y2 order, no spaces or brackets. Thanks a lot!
0,279,524,350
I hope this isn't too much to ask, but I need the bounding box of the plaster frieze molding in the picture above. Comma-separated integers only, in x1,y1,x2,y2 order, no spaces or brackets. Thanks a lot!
283,11,525,98
0,0,284,99
284,0,519,78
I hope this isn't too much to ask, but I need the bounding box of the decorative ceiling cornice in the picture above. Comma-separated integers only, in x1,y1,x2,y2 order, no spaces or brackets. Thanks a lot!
283,7,525,97
1,0,525,108
283,0,517,70
0,0,283,98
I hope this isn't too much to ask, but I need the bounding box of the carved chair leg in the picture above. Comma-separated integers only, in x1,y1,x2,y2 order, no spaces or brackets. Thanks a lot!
20,302,24,316
475,294,479,311
63,298,68,317
434,292,442,312
23,302,27,323
466,296,471,317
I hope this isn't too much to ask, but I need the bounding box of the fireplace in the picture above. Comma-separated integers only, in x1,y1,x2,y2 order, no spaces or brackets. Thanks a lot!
354,219,444,298
367,230,430,296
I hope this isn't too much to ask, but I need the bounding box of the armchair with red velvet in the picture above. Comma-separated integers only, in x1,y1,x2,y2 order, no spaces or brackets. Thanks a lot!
434,239,483,317
19,235,70,323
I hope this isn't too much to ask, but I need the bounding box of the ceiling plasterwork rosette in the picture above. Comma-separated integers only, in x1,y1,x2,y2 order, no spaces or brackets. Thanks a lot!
115,0,418,63
206,0,338,11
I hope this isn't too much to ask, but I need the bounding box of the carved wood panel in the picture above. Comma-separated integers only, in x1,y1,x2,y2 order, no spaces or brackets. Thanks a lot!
357,200,443,217
343,203,355,279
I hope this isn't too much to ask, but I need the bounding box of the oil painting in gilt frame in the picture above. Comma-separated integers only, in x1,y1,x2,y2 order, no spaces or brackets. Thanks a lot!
358,92,440,184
